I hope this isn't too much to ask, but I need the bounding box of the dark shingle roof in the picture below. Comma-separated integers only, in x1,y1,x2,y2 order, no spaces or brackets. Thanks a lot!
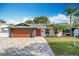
15,23,30,26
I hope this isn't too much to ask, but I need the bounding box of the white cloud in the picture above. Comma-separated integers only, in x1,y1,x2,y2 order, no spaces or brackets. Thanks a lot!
5,19,22,25
5,14,70,24
23,17,33,23
5,17,34,24
49,14,70,23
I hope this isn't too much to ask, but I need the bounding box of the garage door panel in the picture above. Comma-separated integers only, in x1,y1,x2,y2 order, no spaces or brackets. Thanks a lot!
12,34,31,37
11,28,32,37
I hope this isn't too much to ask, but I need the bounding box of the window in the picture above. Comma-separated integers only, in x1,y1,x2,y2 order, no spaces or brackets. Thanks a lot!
0,28,9,32
45,29,49,36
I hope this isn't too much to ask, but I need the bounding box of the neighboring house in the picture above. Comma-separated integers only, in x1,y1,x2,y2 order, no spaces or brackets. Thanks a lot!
0,24,9,37
63,24,79,36
0,20,9,37
45,27,55,37
72,24,79,36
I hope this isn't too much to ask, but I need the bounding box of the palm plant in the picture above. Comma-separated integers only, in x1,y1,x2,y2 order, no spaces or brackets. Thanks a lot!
64,6,79,36
74,11,79,25
74,11,79,16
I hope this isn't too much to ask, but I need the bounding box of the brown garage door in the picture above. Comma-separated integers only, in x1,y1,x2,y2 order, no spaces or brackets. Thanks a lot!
11,28,32,38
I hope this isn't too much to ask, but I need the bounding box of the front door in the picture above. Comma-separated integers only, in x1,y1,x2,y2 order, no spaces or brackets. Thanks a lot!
36,28,41,36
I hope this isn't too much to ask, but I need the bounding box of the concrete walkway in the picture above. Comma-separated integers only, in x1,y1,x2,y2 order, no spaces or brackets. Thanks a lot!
0,37,54,56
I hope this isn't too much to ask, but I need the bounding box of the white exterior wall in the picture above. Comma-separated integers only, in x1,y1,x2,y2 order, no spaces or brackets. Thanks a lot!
41,29,45,37
0,26,9,37
0,32,9,37
49,29,55,36
57,30,63,37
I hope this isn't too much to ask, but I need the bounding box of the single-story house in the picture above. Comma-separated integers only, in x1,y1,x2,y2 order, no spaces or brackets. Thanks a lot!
0,23,47,38
9,23,47,38
0,23,56,38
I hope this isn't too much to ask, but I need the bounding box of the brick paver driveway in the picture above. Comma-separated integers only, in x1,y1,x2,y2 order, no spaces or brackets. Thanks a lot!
0,37,54,56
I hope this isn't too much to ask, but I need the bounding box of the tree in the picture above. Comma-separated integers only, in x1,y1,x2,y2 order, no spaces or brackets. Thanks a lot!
74,11,79,16
48,23,69,30
33,16,49,24
64,6,79,36
25,20,34,24
73,11,79,25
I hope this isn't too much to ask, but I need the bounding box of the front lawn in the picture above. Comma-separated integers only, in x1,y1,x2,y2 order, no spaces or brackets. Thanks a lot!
46,37,79,56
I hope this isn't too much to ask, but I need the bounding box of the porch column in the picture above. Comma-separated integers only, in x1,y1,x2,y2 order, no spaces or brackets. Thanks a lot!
32,28,36,37
41,28,45,37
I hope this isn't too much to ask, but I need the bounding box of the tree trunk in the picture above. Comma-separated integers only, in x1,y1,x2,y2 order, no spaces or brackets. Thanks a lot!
70,14,72,36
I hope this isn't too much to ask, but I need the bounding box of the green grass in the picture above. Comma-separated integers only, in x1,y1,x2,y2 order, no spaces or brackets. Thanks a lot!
46,37,79,56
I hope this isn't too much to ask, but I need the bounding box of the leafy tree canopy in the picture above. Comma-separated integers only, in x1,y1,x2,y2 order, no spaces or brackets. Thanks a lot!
48,23,69,30
25,20,34,24
33,16,49,24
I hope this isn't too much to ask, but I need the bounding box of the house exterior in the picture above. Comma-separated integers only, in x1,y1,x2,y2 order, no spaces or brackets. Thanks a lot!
10,23,47,38
0,23,56,38
0,23,47,38
30,24,46,37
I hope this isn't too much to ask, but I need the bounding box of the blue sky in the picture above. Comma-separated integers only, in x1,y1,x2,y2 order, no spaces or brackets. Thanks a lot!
0,3,79,24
